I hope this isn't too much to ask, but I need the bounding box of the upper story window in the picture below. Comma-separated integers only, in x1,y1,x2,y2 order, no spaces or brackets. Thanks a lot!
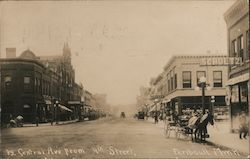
24,76,32,92
167,73,170,92
238,35,244,61
232,40,237,57
170,70,174,91
182,71,191,88
197,71,206,86
213,71,222,87
24,77,31,84
246,30,249,60
174,74,177,89
4,76,12,87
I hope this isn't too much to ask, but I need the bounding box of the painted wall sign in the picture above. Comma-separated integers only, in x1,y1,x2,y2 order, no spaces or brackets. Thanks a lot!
200,57,243,66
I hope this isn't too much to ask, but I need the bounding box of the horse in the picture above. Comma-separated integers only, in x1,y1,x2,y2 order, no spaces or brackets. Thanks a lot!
186,113,214,142
194,113,214,142
185,115,200,141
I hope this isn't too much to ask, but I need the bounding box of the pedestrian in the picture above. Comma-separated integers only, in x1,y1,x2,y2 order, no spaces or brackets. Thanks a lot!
35,116,39,127
239,111,248,139
154,111,158,124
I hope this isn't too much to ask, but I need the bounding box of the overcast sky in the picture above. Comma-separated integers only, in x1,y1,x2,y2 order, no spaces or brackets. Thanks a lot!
0,0,235,105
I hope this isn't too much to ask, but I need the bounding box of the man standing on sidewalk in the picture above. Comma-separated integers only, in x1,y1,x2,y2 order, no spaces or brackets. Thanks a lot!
154,111,158,124
239,111,248,139
35,116,39,127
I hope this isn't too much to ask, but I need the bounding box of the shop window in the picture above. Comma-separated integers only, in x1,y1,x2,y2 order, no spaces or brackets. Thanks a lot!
240,82,248,102
231,85,239,103
213,71,222,87
197,71,206,86
182,71,191,88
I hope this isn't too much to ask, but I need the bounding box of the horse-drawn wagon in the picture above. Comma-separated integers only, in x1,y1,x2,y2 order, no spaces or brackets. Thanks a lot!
164,112,214,142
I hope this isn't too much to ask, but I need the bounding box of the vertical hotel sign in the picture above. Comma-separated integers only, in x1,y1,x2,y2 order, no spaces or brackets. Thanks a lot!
200,57,243,66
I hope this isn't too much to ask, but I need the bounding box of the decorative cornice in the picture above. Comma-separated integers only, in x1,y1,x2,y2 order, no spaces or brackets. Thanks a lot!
224,0,249,28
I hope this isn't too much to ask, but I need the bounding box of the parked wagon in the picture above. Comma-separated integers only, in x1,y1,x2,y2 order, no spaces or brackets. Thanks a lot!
164,112,214,142
164,115,192,139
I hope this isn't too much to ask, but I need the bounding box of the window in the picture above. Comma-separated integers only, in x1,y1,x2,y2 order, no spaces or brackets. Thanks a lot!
247,30,249,60
38,79,42,93
182,71,191,88
4,76,12,86
24,77,32,92
174,74,177,89
238,35,244,61
167,73,170,92
240,82,248,102
197,71,206,85
232,40,237,57
213,71,222,87
24,77,30,84
170,70,174,91
231,85,239,103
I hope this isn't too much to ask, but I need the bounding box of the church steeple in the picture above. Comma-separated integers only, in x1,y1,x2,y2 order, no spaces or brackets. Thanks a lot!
63,42,71,64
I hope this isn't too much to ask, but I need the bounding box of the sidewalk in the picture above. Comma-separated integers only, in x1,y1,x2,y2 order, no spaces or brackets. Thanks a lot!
23,119,79,127
207,121,249,155
146,118,249,155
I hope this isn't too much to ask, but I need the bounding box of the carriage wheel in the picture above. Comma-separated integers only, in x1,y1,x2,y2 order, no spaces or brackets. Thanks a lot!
182,128,190,140
164,123,170,138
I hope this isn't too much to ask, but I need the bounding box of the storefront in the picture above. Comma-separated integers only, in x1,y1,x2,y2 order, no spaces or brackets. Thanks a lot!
163,96,226,116
226,73,249,132
68,101,83,120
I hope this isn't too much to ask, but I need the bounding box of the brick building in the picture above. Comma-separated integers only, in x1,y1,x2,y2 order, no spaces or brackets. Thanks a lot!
224,0,249,132
0,44,83,124
149,55,228,115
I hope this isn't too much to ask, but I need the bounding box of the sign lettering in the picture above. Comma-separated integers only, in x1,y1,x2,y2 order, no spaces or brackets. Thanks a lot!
200,57,242,66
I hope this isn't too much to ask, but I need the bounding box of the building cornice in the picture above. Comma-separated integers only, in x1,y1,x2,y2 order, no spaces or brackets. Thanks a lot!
0,58,45,68
224,0,249,28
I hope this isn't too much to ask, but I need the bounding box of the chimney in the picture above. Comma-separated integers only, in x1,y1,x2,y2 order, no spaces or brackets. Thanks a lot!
6,48,16,58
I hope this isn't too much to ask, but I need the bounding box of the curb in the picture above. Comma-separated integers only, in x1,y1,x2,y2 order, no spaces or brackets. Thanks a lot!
22,120,79,127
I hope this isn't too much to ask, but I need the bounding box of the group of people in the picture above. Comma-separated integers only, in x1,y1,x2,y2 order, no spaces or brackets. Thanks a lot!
9,115,24,127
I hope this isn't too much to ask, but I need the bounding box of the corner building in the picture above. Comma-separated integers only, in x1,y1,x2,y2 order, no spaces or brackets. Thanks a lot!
150,55,228,114
0,44,83,124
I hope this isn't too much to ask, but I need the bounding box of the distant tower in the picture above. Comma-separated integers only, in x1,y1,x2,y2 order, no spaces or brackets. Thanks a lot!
63,42,71,64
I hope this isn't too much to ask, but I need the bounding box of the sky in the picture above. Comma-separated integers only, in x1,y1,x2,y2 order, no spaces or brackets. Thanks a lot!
0,0,235,106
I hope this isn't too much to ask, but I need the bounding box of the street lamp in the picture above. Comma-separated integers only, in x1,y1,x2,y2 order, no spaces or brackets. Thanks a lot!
199,76,206,114
55,100,59,124
197,76,211,114
211,96,215,115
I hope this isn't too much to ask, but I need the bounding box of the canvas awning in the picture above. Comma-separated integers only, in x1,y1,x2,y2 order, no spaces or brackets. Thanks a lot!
149,104,157,112
58,104,73,112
